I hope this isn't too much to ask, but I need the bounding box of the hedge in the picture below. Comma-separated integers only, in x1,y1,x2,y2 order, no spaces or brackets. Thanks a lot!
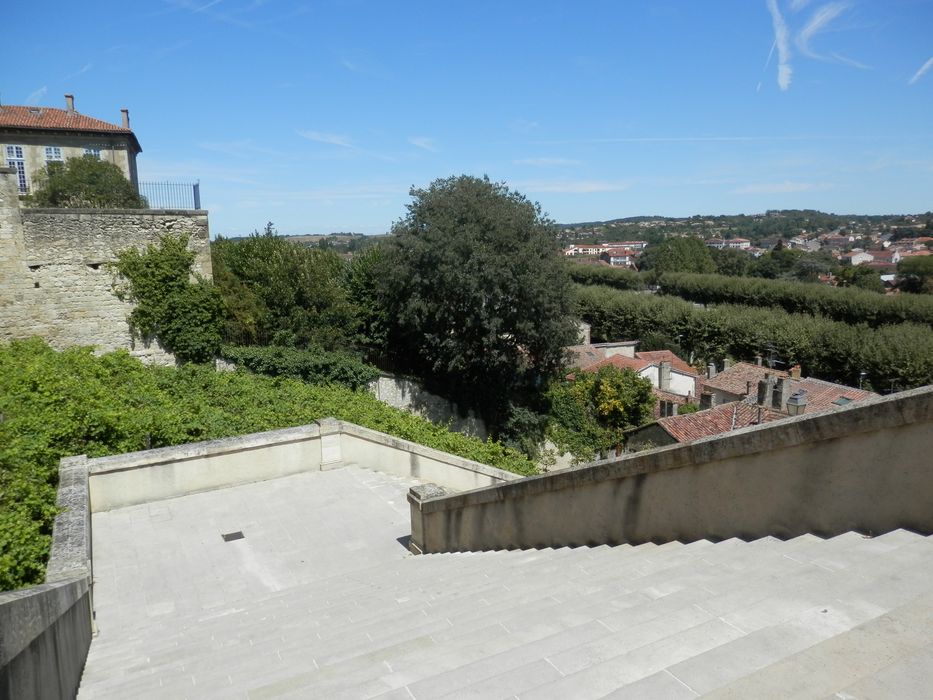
657,272,933,328
574,284,933,392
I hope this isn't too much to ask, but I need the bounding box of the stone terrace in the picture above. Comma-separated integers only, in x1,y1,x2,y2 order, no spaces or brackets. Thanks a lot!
78,465,933,698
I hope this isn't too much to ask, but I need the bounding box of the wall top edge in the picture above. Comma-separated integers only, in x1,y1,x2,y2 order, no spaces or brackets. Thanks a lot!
334,420,522,482
21,208,208,216
88,423,323,475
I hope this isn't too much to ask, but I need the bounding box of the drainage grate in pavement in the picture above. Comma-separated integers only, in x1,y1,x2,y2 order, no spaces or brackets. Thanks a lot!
221,531,245,542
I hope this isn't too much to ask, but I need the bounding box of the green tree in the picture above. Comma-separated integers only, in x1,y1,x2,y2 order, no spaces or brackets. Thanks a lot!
28,155,146,208
898,256,933,294
836,265,884,293
639,237,715,276
211,223,359,349
546,365,655,462
113,234,224,363
381,175,578,431
709,247,750,277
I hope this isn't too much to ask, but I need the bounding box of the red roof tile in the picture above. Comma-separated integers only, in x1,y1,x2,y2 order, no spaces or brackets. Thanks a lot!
658,402,784,443
0,105,140,150
635,350,695,376
580,355,653,373
788,378,877,411
703,362,788,398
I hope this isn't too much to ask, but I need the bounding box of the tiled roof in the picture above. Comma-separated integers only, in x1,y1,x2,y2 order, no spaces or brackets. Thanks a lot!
658,401,784,443
0,105,140,151
565,345,606,369
703,362,788,397
578,355,653,374
635,350,695,376
789,378,878,411
652,387,690,404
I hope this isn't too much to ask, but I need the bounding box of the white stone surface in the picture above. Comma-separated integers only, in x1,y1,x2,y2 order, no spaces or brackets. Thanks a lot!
78,466,933,699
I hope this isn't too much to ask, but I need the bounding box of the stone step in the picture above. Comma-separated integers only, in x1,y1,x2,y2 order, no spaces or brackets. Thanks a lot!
701,592,933,699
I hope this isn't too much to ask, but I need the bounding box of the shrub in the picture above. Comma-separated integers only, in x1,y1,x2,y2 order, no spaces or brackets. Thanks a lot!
220,344,379,390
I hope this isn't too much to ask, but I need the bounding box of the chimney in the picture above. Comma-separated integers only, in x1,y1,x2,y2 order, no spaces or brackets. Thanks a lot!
790,364,801,379
723,358,733,370
757,373,775,407
120,108,130,129
659,361,672,392
786,389,808,416
707,362,717,379
64,94,74,112
755,354,763,366
773,377,792,411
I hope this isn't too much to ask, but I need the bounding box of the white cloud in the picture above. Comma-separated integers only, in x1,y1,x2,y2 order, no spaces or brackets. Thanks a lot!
513,157,582,167
732,181,832,195
909,56,933,85
408,136,438,152
296,130,356,149
765,0,793,90
25,86,47,105
518,180,631,194
796,2,849,59
64,63,93,80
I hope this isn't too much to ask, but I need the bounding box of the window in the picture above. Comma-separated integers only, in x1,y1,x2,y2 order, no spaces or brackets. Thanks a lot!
84,147,101,160
6,145,27,193
44,146,63,163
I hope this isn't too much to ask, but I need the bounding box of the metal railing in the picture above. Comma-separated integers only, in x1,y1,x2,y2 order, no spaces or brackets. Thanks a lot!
139,181,201,210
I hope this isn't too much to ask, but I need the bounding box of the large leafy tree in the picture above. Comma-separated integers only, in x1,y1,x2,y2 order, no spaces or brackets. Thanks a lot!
211,224,359,349
381,175,578,431
898,256,933,294
639,236,716,276
28,155,146,208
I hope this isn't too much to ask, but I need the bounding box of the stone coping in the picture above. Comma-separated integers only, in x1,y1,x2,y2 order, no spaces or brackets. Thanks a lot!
413,386,933,514
88,423,324,475
46,456,92,582
22,207,208,216
335,420,520,483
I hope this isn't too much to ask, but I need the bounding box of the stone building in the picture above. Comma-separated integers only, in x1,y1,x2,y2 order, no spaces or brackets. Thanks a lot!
0,94,141,195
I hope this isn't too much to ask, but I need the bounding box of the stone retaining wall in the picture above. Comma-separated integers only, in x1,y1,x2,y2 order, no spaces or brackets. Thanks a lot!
0,167,211,364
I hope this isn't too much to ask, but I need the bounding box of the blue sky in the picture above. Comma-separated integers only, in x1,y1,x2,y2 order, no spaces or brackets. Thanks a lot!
6,0,933,235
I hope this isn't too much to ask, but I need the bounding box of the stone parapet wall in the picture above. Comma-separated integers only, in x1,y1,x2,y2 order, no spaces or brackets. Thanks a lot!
409,386,933,553
0,456,92,700
0,168,211,363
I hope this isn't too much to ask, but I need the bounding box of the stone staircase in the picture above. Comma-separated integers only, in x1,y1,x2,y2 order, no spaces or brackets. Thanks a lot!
78,467,933,699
